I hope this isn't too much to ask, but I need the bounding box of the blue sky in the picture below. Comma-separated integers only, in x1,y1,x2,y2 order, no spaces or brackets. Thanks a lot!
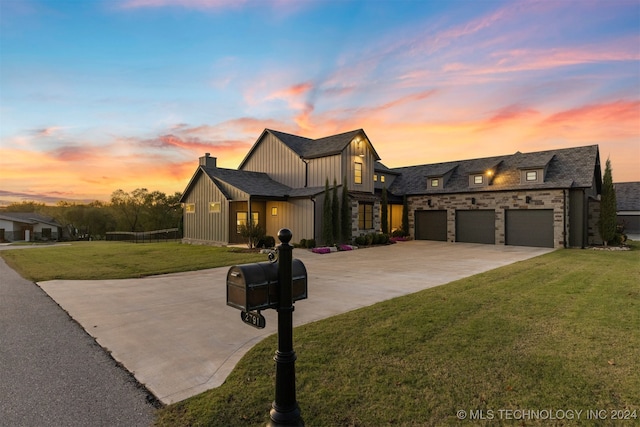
1,0,638,203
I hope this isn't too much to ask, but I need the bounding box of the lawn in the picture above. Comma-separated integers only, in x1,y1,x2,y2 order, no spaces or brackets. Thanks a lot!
0,241,266,281
156,243,640,426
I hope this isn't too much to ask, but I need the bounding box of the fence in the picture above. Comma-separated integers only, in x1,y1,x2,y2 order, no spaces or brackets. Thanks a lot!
106,228,181,243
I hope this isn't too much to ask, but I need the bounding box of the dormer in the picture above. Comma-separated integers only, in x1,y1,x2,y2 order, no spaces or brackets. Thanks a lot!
426,164,457,190
516,153,554,184
468,159,502,187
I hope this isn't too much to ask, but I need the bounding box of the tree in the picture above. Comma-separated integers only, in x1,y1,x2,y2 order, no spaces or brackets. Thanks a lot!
331,178,340,243
381,186,389,234
322,178,333,245
111,188,148,231
599,158,617,246
402,194,409,236
341,175,351,243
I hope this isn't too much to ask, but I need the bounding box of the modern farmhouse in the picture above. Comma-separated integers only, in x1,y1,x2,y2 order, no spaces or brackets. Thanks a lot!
180,129,602,249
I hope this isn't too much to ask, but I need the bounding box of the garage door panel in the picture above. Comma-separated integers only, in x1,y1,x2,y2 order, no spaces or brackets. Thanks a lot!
456,210,495,244
506,209,554,248
415,210,447,241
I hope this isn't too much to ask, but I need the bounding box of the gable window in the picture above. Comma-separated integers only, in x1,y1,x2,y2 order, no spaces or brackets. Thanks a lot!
354,161,362,184
185,203,195,213
526,171,538,182
358,203,374,230
209,202,221,213
474,175,483,185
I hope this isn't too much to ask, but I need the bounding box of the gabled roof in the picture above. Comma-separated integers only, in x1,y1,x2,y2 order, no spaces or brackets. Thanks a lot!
240,129,381,169
181,165,309,202
0,212,62,227
374,161,401,175
389,145,601,196
614,182,640,211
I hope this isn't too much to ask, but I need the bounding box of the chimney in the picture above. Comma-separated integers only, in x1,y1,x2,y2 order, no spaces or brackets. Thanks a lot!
199,153,217,168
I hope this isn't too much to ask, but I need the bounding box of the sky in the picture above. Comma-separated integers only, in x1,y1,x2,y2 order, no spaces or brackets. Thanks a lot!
1,0,639,205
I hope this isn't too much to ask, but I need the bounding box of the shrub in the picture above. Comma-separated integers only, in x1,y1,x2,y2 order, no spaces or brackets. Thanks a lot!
306,239,316,249
299,238,307,248
354,235,366,246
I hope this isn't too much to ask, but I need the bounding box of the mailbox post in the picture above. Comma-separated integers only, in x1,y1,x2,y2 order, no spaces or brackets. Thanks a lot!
226,228,305,426
268,228,303,426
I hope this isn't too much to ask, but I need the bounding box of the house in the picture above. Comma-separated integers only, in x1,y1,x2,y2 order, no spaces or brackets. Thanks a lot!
0,212,63,242
614,182,640,235
180,129,602,249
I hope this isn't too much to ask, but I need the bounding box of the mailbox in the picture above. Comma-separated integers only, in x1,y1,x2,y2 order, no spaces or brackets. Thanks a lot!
226,259,307,312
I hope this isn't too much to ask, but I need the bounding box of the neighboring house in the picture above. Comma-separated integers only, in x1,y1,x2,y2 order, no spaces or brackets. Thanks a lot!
0,212,63,242
180,129,602,249
614,182,640,235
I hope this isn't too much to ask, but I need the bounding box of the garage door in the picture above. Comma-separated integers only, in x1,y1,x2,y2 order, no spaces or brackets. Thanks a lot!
505,209,554,248
456,210,495,244
415,210,447,241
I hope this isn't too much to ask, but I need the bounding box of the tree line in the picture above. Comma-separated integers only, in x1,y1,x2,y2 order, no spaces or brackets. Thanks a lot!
1,188,183,240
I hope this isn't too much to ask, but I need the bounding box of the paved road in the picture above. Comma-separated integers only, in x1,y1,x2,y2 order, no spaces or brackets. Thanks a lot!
0,256,158,426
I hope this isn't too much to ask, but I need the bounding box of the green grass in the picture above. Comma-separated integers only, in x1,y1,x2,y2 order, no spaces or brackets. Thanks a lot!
156,244,640,426
0,241,266,281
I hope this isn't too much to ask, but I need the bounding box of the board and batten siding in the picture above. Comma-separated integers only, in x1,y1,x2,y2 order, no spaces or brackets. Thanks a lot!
182,172,230,245
344,139,375,193
241,133,306,187
265,199,315,243
307,154,342,188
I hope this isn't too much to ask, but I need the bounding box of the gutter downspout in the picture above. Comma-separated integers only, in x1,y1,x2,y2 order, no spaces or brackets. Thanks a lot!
301,157,309,188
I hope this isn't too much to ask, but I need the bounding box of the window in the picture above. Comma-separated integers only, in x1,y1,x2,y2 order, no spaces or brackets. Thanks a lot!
209,202,221,213
431,178,439,188
358,203,373,230
474,175,483,185
373,174,378,182
251,212,259,226
42,228,52,239
526,171,538,181
380,175,385,183
236,212,247,233
355,161,362,184
185,203,195,213
271,207,278,216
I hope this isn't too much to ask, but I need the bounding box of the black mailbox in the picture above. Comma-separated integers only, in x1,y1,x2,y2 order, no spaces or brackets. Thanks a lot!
226,259,307,312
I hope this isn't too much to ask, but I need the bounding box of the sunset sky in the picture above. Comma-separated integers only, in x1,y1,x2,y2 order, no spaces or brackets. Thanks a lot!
1,0,639,205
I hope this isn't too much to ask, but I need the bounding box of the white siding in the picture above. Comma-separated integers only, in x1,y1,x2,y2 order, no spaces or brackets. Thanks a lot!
241,133,306,187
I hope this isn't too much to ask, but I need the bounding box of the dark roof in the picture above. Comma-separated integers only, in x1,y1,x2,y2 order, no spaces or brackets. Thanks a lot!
201,167,292,198
266,128,381,160
389,145,600,196
374,161,401,175
614,182,640,211
0,212,62,227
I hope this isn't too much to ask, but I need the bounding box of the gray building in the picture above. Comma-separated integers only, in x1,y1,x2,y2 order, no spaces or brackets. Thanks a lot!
181,129,602,248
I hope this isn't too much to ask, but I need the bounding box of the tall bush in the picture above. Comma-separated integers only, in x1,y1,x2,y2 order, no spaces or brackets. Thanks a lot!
381,186,388,234
402,194,409,237
341,175,352,243
322,178,333,245
599,158,617,246
332,178,340,243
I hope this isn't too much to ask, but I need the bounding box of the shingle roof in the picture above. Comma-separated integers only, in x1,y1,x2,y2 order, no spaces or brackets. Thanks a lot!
388,145,600,196
0,212,62,227
266,128,381,160
201,167,293,198
614,182,640,211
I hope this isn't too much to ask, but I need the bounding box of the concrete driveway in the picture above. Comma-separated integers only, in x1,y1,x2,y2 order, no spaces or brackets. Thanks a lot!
39,241,552,404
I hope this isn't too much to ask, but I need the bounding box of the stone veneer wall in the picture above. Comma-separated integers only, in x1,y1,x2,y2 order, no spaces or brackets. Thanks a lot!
407,189,568,248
